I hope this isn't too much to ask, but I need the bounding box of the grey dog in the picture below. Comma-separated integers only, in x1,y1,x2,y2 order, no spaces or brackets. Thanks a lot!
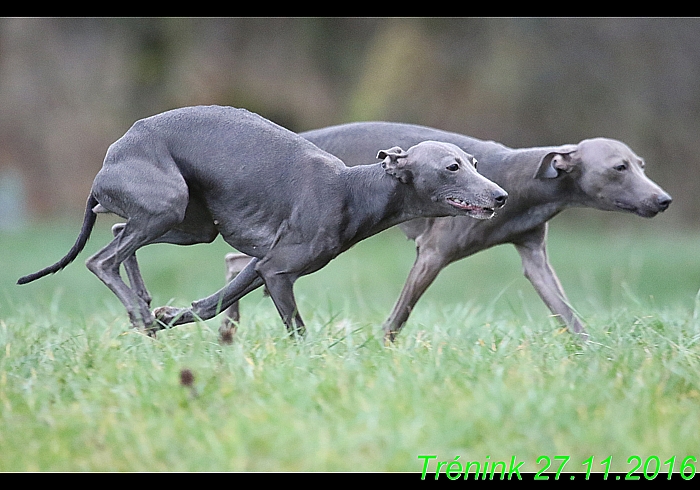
17,107,508,335
223,122,672,342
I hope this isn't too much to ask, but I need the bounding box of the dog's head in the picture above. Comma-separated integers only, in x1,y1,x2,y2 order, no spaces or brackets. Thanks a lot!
379,141,508,220
534,137,671,217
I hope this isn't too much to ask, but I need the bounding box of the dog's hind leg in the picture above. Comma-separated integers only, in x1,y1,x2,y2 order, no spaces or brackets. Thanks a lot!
110,197,221,315
382,242,450,343
220,253,257,331
112,223,152,307
86,217,178,332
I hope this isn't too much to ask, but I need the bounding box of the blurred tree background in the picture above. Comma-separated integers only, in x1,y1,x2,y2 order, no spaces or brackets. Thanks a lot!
0,17,697,229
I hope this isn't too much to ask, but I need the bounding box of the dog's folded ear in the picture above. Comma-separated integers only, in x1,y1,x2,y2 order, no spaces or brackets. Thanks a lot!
534,144,578,179
377,146,407,161
378,146,413,184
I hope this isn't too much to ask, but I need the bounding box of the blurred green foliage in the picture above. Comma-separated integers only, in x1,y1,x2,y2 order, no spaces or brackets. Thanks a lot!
0,18,696,228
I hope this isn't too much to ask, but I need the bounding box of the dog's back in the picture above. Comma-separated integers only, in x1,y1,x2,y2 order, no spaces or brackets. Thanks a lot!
105,105,344,188
302,121,511,172
98,107,342,212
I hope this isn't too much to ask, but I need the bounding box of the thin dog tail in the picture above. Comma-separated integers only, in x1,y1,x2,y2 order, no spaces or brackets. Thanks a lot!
17,194,99,285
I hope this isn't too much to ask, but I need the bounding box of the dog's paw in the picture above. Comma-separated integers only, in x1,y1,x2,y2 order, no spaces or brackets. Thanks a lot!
218,323,236,344
153,306,189,327
144,324,160,338
383,329,399,346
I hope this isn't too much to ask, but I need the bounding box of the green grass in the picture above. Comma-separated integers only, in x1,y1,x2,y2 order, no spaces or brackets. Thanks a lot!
1,216,699,472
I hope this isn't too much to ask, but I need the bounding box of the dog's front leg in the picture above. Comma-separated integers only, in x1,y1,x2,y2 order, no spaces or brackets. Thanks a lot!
254,265,305,337
252,243,311,338
514,225,589,341
220,253,257,329
154,257,263,327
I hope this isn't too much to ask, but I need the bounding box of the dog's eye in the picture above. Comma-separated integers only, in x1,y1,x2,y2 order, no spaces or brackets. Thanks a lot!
446,163,460,172
614,163,627,172
472,158,478,170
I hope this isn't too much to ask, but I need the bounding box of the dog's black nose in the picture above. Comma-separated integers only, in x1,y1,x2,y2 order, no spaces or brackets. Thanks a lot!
657,194,672,211
494,191,508,208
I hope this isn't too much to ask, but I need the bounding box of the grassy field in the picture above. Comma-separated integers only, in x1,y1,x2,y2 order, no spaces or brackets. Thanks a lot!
1,215,699,473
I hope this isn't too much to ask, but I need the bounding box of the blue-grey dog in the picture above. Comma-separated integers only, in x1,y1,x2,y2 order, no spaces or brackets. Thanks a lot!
18,107,507,336
224,122,672,342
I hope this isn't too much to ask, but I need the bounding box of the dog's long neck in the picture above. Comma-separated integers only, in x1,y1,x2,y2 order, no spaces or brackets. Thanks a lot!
339,163,415,250
497,147,581,215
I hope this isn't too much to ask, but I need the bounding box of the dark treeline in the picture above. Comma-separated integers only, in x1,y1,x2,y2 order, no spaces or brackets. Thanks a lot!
0,18,697,228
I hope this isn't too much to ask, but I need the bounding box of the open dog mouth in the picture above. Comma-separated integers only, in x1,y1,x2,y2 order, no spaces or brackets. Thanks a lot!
446,197,495,219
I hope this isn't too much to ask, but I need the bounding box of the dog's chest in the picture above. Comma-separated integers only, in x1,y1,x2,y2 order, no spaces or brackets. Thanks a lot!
493,202,561,242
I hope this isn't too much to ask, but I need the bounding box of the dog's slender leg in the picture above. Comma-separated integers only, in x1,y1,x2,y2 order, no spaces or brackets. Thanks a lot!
382,243,450,343
111,223,219,312
250,243,308,337
112,223,152,307
514,224,589,340
256,270,305,337
220,253,255,333
85,220,165,331
154,257,264,327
